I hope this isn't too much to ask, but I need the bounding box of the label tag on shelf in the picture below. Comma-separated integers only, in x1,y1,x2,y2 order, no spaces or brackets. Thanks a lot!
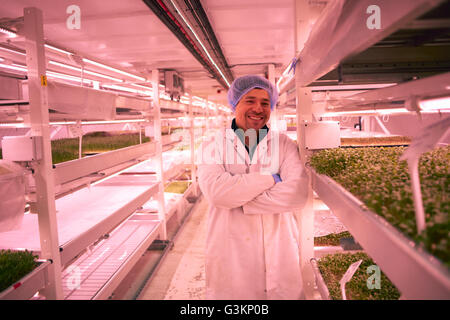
41,75,47,86
340,259,363,300
400,115,449,234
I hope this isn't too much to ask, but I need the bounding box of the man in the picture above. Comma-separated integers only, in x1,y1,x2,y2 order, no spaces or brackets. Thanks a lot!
197,75,309,300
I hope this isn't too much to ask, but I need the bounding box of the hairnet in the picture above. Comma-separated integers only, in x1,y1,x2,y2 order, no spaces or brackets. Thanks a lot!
227,75,278,111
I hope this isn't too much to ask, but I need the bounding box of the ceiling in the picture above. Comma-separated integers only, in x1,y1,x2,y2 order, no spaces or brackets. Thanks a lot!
0,0,318,105
1,0,449,108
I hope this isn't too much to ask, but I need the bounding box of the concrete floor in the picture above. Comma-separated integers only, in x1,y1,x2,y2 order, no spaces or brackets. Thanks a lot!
137,197,209,300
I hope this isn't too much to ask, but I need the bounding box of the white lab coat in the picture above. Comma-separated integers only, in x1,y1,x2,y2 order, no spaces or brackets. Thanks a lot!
197,127,309,300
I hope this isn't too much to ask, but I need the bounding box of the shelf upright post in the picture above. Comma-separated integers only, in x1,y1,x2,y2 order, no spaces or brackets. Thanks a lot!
293,0,316,300
215,104,219,129
362,116,371,133
268,64,278,131
152,69,167,240
206,98,210,132
295,86,315,300
77,120,82,159
188,93,198,196
202,101,206,140
23,7,63,299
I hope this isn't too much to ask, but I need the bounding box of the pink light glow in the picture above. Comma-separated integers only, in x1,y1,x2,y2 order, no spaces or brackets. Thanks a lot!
0,27,17,38
419,96,450,111
0,46,26,56
83,58,146,82
49,60,123,82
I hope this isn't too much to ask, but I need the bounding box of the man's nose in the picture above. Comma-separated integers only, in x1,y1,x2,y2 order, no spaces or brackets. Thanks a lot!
252,101,264,112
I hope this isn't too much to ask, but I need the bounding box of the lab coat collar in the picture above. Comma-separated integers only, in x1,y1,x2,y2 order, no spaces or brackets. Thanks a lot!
224,119,274,165
226,118,273,144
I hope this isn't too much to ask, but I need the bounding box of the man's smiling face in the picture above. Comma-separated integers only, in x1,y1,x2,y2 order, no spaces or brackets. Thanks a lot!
234,88,271,131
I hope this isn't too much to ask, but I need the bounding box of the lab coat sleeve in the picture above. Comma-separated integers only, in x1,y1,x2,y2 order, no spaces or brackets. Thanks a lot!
242,138,309,214
197,140,275,210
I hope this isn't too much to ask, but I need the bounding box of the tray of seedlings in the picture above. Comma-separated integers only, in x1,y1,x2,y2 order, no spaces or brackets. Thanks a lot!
312,251,400,300
309,146,450,299
0,249,50,300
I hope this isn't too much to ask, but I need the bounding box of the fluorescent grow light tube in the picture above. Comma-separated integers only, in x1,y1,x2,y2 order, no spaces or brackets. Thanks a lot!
377,108,410,114
0,46,25,56
324,108,410,117
44,44,73,55
131,83,152,90
49,60,123,82
51,119,146,126
310,83,397,91
102,84,152,96
3,40,143,83
9,62,97,85
0,27,17,38
0,34,71,56
0,63,27,72
82,58,146,82
47,70,92,84
419,96,450,111
169,0,230,88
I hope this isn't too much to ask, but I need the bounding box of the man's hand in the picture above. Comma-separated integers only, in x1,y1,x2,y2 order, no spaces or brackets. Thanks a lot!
272,173,282,184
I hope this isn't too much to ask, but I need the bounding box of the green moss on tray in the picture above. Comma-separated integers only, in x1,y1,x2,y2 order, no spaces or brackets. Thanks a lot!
51,132,151,164
0,250,39,292
310,146,450,267
314,231,352,246
164,181,189,194
317,252,401,300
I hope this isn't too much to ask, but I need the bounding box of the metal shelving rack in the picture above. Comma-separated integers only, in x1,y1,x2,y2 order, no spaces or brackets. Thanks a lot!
287,0,450,299
0,6,215,300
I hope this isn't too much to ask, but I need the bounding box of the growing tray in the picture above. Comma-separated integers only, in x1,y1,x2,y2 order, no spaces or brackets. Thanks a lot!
311,252,401,300
311,168,450,299
0,259,50,300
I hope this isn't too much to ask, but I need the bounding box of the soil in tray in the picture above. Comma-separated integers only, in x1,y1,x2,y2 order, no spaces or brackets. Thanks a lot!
164,181,190,194
310,146,450,268
314,231,352,246
317,252,401,300
0,249,39,292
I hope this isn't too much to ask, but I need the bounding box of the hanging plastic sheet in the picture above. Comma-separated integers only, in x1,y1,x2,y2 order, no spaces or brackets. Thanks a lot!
296,0,443,88
47,81,116,120
0,160,26,232
116,95,150,112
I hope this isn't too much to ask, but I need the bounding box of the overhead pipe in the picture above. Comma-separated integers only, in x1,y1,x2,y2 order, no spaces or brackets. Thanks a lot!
184,0,234,82
142,0,229,89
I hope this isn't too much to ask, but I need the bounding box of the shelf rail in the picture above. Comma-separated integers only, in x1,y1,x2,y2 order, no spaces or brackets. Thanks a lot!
0,260,51,300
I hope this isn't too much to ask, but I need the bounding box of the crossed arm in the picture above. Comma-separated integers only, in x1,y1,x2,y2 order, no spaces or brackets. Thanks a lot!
197,138,309,214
